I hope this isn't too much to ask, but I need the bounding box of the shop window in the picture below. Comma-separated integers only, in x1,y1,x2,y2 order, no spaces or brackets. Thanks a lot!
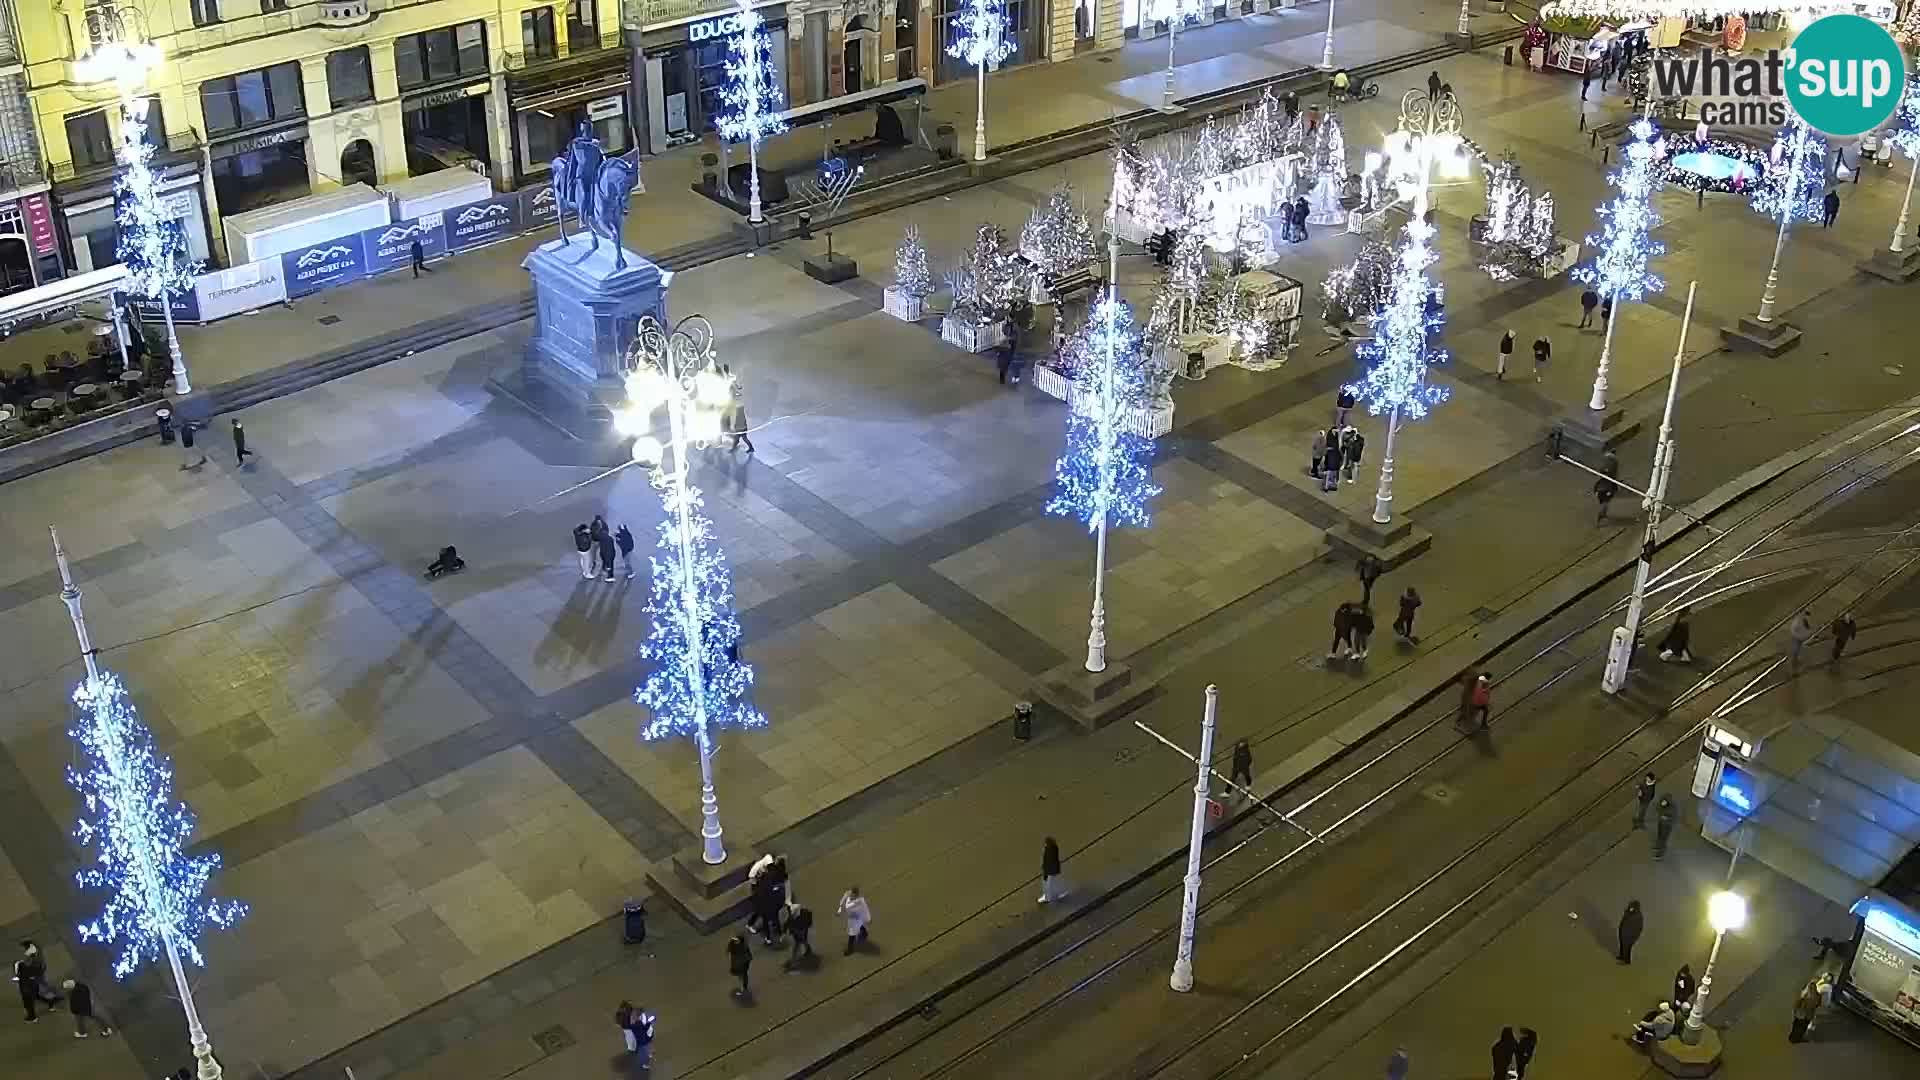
395,21,489,90
200,61,306,136
895,5,917,80
260,0,289,10
140,97,167,147
65,109,114,167
522,8,557,60
234,71,271,127
327,47,375,109
190,0,221,26
567,0,599,47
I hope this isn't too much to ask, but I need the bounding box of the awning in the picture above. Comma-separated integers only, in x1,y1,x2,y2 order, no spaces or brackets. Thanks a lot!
0,263,128,329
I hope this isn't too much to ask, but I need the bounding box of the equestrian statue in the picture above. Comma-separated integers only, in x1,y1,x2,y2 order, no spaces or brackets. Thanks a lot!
549,122,642,270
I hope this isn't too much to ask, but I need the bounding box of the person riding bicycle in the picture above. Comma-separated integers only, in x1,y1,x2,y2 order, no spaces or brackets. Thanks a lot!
1331,69,1351,98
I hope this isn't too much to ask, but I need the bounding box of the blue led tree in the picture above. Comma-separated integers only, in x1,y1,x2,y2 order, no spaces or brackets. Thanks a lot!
1048,292,1161,672
715,0,787,224
52,527,242,1080
1573,118,1666,413
1347,213,1450,526
116,95,200,394
1749,118,1827,324
948,0,1015,164
1880,75,1920,258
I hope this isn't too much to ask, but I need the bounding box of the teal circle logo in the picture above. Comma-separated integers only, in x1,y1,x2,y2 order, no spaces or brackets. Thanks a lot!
1784,14,1906,136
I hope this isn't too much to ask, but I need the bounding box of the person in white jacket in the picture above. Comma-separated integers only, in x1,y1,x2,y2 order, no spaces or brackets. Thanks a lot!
836,886,871,956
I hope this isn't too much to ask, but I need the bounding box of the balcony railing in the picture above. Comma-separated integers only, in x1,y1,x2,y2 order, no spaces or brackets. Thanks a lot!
501,31,623,74
49,127,201,184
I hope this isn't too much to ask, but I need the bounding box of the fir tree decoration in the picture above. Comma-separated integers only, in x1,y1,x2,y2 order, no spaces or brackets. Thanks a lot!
894,224,934,298
1021,186,1097,276
1482,151,1522,244
1576,120,1666,305
1751,118,1828,225
953,223,1025,323
1048,293,1161,530
1321,237,1397,325
117,99,201,321
67,672,248,981
714,0,788,221
1306,112,1349,225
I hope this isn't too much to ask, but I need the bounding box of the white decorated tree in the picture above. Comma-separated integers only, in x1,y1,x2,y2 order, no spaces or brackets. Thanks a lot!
715,0,788,224
1321,236,1396,325
1306,112,1348,225
894,224,933,297
1482,151,1522,243
1021,185,1097,276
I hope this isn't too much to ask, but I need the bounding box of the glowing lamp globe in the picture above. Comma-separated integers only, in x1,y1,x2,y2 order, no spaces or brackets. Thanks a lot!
689,408,724,444
625,368,668,411
631,435,664,465
613,406,648,438
1707,891,1747,933
75,41,163,87
694,369,731,407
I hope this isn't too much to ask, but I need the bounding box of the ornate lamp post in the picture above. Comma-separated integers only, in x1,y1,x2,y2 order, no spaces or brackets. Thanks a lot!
1681,891,1748,1045
1319,0,1339,70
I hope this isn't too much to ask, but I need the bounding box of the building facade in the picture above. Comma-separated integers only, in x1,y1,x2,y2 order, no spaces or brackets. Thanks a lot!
21,0,623,275
0,1,55,295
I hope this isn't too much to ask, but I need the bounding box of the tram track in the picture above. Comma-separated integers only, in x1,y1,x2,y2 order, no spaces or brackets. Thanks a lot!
792,413,1920,1080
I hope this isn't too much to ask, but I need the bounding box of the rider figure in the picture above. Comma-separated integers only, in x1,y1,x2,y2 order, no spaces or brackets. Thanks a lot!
1332,69,1351,98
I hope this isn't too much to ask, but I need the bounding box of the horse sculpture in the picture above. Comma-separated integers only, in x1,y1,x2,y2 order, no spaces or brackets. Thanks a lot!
592,157,641,271
547,123,641,269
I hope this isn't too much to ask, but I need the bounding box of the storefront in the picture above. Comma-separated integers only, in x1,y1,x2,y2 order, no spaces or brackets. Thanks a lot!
401,79,494,175
935,0,1040,82
506,51,633,186
1841,893,1920,1046
209,122,313,218
636,3,791,154
55,161,214,276
0,193,61,291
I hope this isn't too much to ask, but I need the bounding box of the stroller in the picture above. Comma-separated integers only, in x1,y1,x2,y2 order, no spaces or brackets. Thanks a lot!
425,546,466,579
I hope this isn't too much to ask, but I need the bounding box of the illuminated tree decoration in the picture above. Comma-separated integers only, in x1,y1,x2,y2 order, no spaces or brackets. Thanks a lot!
1751,119,1827,225
116,101,200,315
67,672,247,981
1574,118,1666,304
1321,236,1396,325
635,483,766,744
1482,152,1522,244
1347,216,1450,423
1885,74,1920,160
947,0,1015,72
714,2,787,149
894,223,934,297
1021,185,1097,276
1048,294,1161,531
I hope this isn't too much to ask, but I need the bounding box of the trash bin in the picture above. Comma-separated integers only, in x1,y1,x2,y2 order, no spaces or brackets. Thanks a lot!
701,153,720,191
796,212,813,240
934,123,959,161
622,898,647,944
156,407,174,445
1504,45,1513,66
1013,701,1034,741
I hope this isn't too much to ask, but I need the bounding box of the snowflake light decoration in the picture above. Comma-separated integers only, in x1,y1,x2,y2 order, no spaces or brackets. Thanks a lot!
1574,118,1666,305
715,1,787,147
1347,217,1450,423
68,672,247,981
947,0,1015,71
1885,75,1920,161
1048,294,1161,531
1751,119,1827,225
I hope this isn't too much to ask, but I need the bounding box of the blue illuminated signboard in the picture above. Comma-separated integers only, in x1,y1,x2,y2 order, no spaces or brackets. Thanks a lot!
1714,762,1756,815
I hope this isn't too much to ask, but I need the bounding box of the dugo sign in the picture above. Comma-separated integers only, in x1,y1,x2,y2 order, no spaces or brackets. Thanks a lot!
689,11,750,42
1649,14,1905,136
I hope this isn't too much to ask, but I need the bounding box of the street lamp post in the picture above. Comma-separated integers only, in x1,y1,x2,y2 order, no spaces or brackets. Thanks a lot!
949,0,1014,165
1319,0,1338,70
1756,130,1812,324
1683,891,1748,1045
1892,155,1917,255
1160,0,1185,113
1169,684,1219,992
1456,0,1471,36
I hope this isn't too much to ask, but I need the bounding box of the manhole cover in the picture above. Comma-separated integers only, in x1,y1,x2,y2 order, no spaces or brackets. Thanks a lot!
317,314,342,325
532,1025,576,1055
1469,606,1499,623
1297,654,1326,670
1422,783,1457,805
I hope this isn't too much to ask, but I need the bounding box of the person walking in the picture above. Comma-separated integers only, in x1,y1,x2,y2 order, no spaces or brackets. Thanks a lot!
1386,1047,1410,1080
1329,602,1356,661
63,979,109,1038
1822,189,1840,228
1497,329,1515,379
1514,1028,1537,1079
615,524,637,580
1321,435,1344,493
1229,738,1254,799
1428,70,1444,101
784,900,815,969
1790,977,1823,1041
1351,604,1375,660
1293,196,1311,242
589,516,610,577
1357,554,1384,607
1830,611,1857,662
410,237,432,277
1618,899,1644,964
1466,674,1492,728
996,321,1017,384
727,400,755,453
1310,429,1327,479
837,885,872,954
1673,964,1696,1011
15,941,59,1021
1393,586,1422,642
1343,426,1365,482
1492,1026,1520,1080
1658,607,1693,662
727,934,753,998
1788,611,1814,670
616,1001,656,1065
1579,288,1599,328
1334,388,1357,428
1039,836,1067,904
1632,773,1656,829
573,523,594,579
1653,795,1676,859
1532,335,1551,382
179,419,207,469
1594,471,1618,523
597,524,617,584
231,419,253,467
1581,63,1594,100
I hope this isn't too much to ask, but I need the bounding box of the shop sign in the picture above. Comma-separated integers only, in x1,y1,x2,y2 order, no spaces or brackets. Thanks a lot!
194,259,286,321
521,182,559,228
129,288,201,324
445,194,521,252
281,237,368,297
361,215,449,275
406,82,487,111
216,126,307,158
644,0,747,28
20,193,55,256
587,94,626,121
689,11,749,41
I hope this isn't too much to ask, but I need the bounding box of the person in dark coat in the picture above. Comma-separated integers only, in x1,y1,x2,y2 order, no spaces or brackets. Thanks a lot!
63,979,109,1037
1514,1028,1537,1078
1335,388,1357,428
615,524,637,580
1532,336,1551,382
1357,554,1384,607
1386,1047,1410,1080
1580,288,1599,328
783,900,814,968
1658,607,1693,662
1039,836,1066,903
1428,70,1444,101
179,419,206,469
1618,899,1645,963
1594,452,1620,523
1321,435,1344,492
727,934,753,996
1822,189,1840,228
15,941,59,1021
589,516,610,578
997,318,1018,384
1492,1026,1520,1080
410,237,431,277
1293,196,1311,242
1653,795,1676,859
1342,427,1365,482
1328,602,1356,660
1830,611,1857,661
1633,772,1656,829
573,523,594,579
1394,587,1422,642
1581,63,1593,100
230,419,252,466
1310,428,1327,479
1497,329,1515,379
1351,605,1376,660
597,526,617,584
1229,738,1254,798
1673,964,1696,1010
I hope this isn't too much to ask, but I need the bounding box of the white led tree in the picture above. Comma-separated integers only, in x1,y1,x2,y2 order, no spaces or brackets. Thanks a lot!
1306,112,1348,225
715,0,788,225
1573,118,1666,412
948,0,1015,164
1349,216,1450,525
894,223,934,298
1750,118,1827,324
1021,185,1097,277
52,527,244,1080
1048,292,1161,673
1882,76,1920,256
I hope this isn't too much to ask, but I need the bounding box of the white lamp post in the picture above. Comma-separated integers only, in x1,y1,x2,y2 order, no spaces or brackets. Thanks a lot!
1169,684,1218,992
1892,155,1917,255
1456,0,1471,36
1319,0,1338,70
1157,0,1189,112
1682,891,1748,1045
1756,127,1815,325
948,0,1015,164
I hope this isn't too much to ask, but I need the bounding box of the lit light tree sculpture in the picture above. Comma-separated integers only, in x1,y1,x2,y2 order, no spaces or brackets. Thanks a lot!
1349,216,1449,525
715,0,788,225
1573,118,1666,412
1882,76,1920,256
1306,112,1349,225
619,316,767,865
1048,291,1161,673
1021,185,1097,279
948,0,1015,165
52,526,244,1080
1750,118,1827,325
1321,236,1396,326
1482,151,1523,244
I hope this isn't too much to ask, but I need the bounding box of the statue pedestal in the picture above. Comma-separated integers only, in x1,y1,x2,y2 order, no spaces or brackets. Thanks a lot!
521,233,667,401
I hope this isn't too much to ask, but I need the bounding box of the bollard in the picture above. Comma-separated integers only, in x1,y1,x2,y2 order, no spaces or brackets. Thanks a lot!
1013,701,1034,741
622,898,648,944
796,212,813,240
1504,45,1514,66
1698,188,1705,209
156,407,174,445
1602,145,1611,165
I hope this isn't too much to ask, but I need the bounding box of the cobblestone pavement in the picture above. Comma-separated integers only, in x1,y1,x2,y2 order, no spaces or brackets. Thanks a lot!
3,7,1919,1080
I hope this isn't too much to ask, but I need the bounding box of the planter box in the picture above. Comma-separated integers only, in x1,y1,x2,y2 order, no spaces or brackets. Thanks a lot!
1069,391,1176,440
1033,364,1074,402
1535,238,1581,279
883,286,927,322
941,316,1006,353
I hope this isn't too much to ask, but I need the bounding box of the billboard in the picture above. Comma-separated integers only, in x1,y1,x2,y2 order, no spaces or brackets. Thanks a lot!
127,288,201,324
194,259,287,321
362,214,448,275
444,195,520,252
281,238,368,297
520,182,559,230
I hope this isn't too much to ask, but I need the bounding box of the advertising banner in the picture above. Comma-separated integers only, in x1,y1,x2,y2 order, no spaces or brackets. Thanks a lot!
444,194,520,253
194,259,287,321
362,214,448,275
520,182,559,230
281,236,368,297
20,193,55,256
128,288,201,324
